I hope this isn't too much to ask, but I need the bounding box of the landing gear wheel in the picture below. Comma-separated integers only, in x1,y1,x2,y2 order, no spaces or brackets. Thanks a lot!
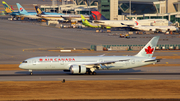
89,72,93,75
85,71,89,75
92,72,96,75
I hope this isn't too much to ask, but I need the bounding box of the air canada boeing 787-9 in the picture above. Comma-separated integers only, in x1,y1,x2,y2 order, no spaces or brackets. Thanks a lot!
19,36,160,75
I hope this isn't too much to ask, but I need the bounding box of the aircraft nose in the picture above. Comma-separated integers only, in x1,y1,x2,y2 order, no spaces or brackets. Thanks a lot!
19,64,24,69
19,64,22,69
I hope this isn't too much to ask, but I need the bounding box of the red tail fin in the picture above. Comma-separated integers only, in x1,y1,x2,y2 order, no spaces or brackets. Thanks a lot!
91,11,107,20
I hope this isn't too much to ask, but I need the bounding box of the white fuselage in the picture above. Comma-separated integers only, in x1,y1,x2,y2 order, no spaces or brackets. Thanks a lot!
19,15,41,19
19,56,155,71
133,25,178,32
40,15,90,21
62,15,90,21
93,19,169,27
40,15,64,21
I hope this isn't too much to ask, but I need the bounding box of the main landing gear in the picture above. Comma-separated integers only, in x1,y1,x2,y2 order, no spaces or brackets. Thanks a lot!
29,70,33,75
86,71,96,75
86,68,96,75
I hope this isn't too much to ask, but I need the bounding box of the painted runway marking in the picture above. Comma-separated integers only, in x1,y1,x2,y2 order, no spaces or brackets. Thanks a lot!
128,78,143,79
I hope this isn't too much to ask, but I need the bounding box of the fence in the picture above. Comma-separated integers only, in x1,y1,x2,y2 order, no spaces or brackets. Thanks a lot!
91,44,180,51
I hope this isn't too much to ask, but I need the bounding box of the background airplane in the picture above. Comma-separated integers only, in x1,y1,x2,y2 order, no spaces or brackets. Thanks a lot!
19,36,160,75
81,14,111,29
35,6,89,22
34,6,65,21
92,11,170,28
16,3,41,19
132,19,178,32
81,14,101,28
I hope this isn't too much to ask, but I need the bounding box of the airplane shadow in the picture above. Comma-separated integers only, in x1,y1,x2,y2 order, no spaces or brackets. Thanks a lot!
0,69,179,76
2,69,142,76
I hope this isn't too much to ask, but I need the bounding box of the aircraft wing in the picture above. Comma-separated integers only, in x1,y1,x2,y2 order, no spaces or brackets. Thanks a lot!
82,59,130,66
121,22,134,27
93,20,105,24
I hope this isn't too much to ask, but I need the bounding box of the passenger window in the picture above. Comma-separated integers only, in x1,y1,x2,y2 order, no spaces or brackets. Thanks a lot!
22,61,27,63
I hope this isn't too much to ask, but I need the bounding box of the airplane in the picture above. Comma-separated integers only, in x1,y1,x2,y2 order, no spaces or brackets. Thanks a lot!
92,11,170,28
81,14,101,28
132,19,178,32
2,1,20,18
93,19,170,28
19,36,160,75
81,14,111,29
16,3,41,19
34,6,89,22
34,5,65,21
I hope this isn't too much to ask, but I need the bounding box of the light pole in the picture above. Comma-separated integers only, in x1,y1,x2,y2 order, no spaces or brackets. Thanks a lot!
129,0,131,19
89,0,90,15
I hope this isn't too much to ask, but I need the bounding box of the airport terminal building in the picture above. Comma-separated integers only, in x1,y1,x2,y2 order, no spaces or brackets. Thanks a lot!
98,0,180,23
39,0,180,24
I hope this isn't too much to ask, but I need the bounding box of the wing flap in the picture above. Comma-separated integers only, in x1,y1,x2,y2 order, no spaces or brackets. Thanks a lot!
82,59,130,66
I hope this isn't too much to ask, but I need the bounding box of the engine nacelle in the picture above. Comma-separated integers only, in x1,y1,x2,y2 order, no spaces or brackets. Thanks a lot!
70,65,86,74
71,19,78,23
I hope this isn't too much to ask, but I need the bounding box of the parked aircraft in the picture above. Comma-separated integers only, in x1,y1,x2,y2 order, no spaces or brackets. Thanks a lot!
34,6,64,21
132,19,178,32
19,36,160,75
81,14,111,29
92,11,170,28
34,6,89,22
61,14,90,22
81,15,101,28
16,3,41,19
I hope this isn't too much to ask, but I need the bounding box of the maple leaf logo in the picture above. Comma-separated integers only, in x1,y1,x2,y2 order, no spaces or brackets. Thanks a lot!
145,46,154,54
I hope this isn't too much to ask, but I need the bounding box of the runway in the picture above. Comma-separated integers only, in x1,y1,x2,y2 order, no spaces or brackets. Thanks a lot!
0,66,180,81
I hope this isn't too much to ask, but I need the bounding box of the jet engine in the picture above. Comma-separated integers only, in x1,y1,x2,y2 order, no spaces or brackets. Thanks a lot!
71,19,78,23
70,65,86,74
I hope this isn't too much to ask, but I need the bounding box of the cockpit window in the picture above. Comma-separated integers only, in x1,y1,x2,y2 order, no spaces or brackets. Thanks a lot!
22,61,27,63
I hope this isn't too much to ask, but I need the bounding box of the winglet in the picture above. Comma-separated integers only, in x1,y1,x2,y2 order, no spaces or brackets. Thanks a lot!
16,3,28,14
135,36,160,58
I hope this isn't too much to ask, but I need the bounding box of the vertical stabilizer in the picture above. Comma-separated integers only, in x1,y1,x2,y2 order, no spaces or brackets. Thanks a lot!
16,3,28,14
135,36,160,58
2,1,14,13
91,11,107,20
133,19,141,27
81,15,89,23
34,6,44,15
